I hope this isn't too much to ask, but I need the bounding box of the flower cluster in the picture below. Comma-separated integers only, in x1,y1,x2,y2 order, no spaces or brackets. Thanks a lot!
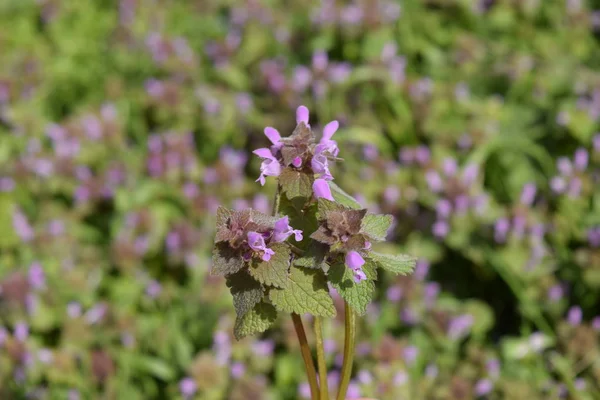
253,106,340,187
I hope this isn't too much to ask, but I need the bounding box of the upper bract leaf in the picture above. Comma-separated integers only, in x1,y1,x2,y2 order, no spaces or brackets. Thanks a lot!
211,242,244,275
360,214,394,241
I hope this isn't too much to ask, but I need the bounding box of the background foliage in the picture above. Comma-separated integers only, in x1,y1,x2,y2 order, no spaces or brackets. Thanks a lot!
1,0,600,399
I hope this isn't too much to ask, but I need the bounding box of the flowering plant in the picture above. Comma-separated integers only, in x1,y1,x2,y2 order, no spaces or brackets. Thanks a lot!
212,106,415,399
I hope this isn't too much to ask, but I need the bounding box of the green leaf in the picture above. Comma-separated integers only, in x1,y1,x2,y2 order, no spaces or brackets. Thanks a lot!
328,262,376,315
279,168,314,200
234,301,277,340
294,242,329,269
360,214,393,241
134,356,176,380
211,242,244,276
269,266,336,317
226,271,263,318
316,198,346,220
328,181,362,209
369,252,416,275
248,243,291,288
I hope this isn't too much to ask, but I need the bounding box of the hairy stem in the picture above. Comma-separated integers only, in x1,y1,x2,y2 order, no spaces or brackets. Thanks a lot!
315,317,329,400
292,313,320,400
336,302,356,400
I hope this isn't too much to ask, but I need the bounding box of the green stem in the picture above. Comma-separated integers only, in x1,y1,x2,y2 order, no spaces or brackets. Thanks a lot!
292,313,320,400
336,302,356,400
315,317,329,400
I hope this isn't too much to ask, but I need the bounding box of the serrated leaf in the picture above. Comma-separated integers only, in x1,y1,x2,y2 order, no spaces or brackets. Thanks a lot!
369,252,416,275
328,181,362,209
316,198,346,220
279,168,314,200
226,271,263,318
211,242,244,275
328,262,376,315
294,242,329,269
360,214,393,241
269,266,336,317
248,243,291,288
234,302,277,340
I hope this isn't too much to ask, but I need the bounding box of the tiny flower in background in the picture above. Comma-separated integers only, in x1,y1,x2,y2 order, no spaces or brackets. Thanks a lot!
475,379,493,396
179,377,197,398
567,306,582,326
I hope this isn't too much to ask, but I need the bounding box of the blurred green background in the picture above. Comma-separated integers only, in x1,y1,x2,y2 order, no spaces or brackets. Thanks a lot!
1,0,600,399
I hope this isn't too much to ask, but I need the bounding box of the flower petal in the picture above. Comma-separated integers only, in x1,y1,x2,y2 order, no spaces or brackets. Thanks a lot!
313,179,334,201
296,105,309,125
264,127,281,145
345,251,365,270
253,148,275,159
322,120,339,141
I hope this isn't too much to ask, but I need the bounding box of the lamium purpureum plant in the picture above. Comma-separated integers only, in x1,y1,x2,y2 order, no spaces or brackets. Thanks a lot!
211,106,416,400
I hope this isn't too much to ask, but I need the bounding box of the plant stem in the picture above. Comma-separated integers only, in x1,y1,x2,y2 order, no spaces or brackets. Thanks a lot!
292,313,320,400
315,316,329,400
336,302,356,400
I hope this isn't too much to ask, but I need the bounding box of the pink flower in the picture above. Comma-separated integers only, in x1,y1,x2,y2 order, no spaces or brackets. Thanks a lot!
345,251,367,283
247,231,275,261
297,105,310,125
313,179,334,201
273,216,303,242
253,148,282,186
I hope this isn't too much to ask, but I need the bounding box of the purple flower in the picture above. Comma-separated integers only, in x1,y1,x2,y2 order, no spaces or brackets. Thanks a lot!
567,306,582,326
263,127,282,150
589,227,600,248
454,195,470,214
593,134,600,153
67,302,82,318
13,210,34,243
311,148,333,180
550,176,567,193
520,183,537,206
387,286,403,302
436,199,452,218
574,148,588,171
298,382,311,399
475,379,493,396
319,120,340,156
432,220,449,238
592,316,600,331
448,314,474,340
253,148,282,186
247,231,275,261
425,170,443,192
494,218,510,243
14,322,28,342
442,158,457,176
230,362,245,378
273,216,303,242
548,285,565,302
179,377,197,397
462,163,479,186
557,157,572,176
146,280,162,298
252,339,275,357
402,345,419,364
296,105,310,126
28,262,45,290
313,179,334,201
345,251,366,283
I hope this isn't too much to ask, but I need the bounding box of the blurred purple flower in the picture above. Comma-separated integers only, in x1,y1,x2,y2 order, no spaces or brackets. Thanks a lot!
494,218,510,243
432,220,449,238
448,314,474,340
67,302,82,319
179,377,197,398
146,280,162,298
520,183,537,206
574,148,588,171
557,157,572,176
425,170,443,192
436,199,452,218
253,148,281,186
548,285,565,302
475,379,493,396
252,339,275,357
230,362,245,378
14,322,28,342
386,285,403,302
0,177,15,192
13,209,34,242
567,306,582,326
28,262,45,290
402,345,419,364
